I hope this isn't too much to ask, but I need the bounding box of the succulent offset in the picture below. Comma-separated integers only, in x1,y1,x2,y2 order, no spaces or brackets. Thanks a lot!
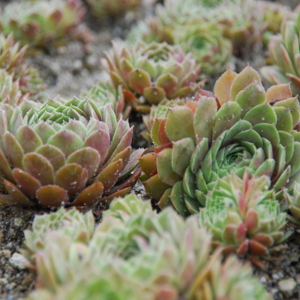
199,171,290,262
87,0,142,18
24,194,272,300
0,101,144,207
172,22,232,74
258,1,292,45
284,183,300,226
128,1,232,74
83,82,128,118
101,41,202,113
21,207,95,265
0,70,29,106
140,66,300,216
203,0,264,55
0,34,44,97
0,0,92,48
260,12,300,95
91,194,212,298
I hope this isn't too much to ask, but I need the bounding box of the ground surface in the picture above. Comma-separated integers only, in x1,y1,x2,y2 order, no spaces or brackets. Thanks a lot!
0,0,299,299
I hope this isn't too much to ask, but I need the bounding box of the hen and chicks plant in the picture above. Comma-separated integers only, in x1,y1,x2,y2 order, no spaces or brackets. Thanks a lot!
24,195,272,300
128,0,232,74
140,66,300,216
199,171,290,265
101,40,202,113
261,12,300,95
0,0,93,49
87,0,142,18
0,34,44,98
0,99,144,208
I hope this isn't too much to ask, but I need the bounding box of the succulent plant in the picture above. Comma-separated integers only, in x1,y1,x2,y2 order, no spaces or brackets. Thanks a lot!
199,171,291,263
83,82,128,118
0,33,44,97
101,40,202,113
27,251,170,300
0,102,144,208
24,96,109,124
260,12,300,95
188,253,272,300
204,0,264,55
258,1,292,45
140,66,300,216
284,183,300,226
0,70,29,106
22,207,94,265
128,3,232,74
87,0,142,18
0,0,92,49
141,98,186,142
25,194,271,300
173,22,232,74
29,232,90,292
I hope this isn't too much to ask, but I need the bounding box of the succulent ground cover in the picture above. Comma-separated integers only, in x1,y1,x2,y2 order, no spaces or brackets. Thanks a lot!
0,0,300,300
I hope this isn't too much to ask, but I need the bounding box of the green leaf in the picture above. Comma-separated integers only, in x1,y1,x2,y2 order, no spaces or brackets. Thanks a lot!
235,82,266,117
244,103,277,126
274,97,300,128
212,101,241,141
190,138,209,174
172,138,195,176
230,66,261,100
273,107,293,132
170,181,190,217
165,106,195,142
157,148,182,186
193,97,217,144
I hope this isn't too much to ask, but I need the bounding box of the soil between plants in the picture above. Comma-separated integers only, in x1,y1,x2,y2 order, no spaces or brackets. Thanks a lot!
0,0,299,299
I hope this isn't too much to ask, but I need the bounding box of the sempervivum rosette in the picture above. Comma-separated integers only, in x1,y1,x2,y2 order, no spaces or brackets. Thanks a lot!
284,183,300,226
101,40,202,113
0,101,144,208
83,82,128,118
260,12,300,95
24,194,271,300
140,66,300,216
173,22,232,74
128,2,232,74
199,171,291,265
0,0,92,48
0,34,44,97
22,207,94,265
87,0,141,18
0,70,30,106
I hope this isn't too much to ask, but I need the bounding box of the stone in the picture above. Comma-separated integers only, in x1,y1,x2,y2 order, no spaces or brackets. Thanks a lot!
9,253,29,270
0,278,7,286
278,278,297,297
14,218,24,227
0,250,11,258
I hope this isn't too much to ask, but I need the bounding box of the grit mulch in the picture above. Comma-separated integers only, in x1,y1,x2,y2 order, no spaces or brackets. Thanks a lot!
0,0,299,299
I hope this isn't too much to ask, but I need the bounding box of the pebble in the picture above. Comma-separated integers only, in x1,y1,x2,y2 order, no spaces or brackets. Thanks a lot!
49,62,61,75
57,46,68,55
14,218,24,227
0,229,3,242
0,278,7,286
278,278,297,297
9,253,29,270
86,55,98,69
290,252,299,262
0,250,11,258
73,59,83,71
272,271,284,280
5,283,16,291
